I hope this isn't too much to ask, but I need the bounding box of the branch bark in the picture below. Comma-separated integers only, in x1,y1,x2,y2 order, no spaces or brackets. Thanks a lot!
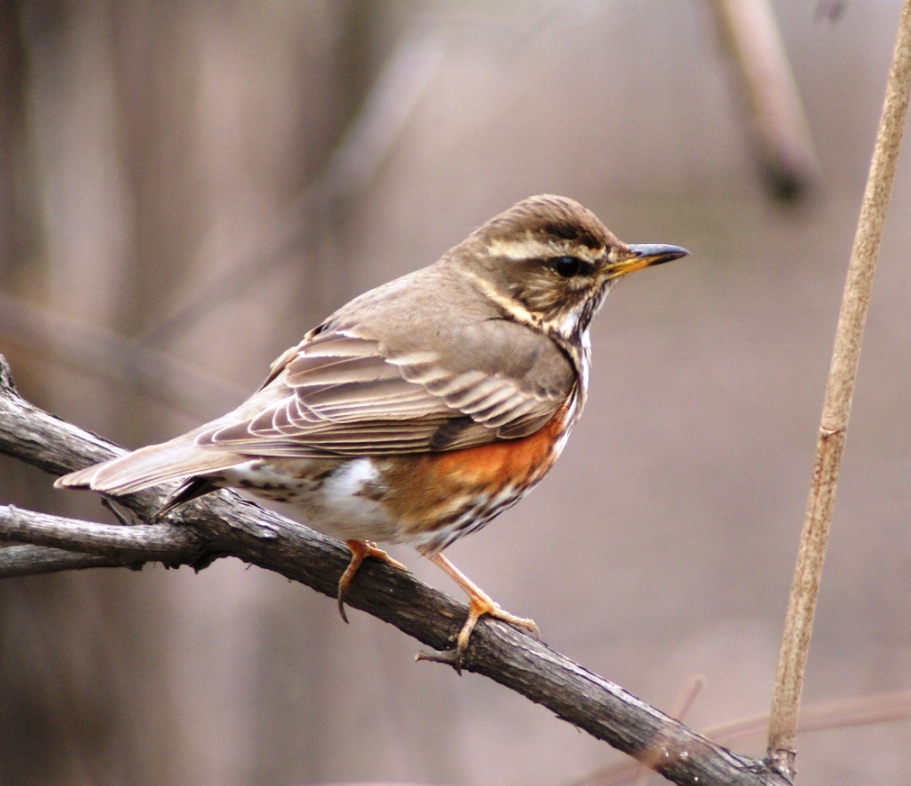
0,354,789,786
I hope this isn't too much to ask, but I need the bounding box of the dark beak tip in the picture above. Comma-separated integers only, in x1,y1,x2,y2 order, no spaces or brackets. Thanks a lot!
628,243,690,265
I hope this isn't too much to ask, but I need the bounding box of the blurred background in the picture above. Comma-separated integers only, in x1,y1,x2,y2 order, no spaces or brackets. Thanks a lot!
1,1,910,784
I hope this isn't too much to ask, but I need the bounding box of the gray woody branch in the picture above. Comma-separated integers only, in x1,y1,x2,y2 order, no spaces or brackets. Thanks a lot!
0,354,789,786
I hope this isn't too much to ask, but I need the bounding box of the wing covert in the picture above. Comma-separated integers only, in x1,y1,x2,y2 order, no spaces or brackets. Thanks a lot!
197,321,575,457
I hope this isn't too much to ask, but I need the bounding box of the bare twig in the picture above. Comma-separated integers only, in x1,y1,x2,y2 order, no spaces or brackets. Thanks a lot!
767,0,911,777
0,353,789,786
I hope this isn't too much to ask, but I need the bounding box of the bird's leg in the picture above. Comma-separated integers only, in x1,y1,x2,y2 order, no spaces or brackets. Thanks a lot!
337,539,407,622
427,552,540,657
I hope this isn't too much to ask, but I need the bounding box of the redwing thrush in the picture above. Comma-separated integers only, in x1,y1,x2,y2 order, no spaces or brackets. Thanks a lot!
57,195,687,658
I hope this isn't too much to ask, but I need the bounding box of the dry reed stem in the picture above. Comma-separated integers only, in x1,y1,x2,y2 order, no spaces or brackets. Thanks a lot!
766,0,911,777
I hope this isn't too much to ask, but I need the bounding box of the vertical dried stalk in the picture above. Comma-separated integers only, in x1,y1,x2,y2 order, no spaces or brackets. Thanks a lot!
767,0,911,777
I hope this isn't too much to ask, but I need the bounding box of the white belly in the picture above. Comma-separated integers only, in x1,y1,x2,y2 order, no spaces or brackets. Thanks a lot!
220,458,401,543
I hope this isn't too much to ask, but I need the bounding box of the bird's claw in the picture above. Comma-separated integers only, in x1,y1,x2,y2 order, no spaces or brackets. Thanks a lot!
336,540,407,623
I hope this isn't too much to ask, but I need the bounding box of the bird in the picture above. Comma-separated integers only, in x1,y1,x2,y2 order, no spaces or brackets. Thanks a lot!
56,195,687,659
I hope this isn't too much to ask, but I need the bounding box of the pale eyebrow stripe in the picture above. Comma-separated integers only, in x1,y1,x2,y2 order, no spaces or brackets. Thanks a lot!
487,238,604,263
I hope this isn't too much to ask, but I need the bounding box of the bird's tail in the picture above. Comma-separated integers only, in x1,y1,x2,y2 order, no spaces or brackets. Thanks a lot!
55,437,243,497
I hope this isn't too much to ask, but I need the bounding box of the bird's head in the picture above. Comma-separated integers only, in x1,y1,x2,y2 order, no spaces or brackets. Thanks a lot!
451,194,688,342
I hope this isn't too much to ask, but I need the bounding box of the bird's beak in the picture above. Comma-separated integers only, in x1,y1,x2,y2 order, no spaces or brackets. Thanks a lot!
602,243,689,281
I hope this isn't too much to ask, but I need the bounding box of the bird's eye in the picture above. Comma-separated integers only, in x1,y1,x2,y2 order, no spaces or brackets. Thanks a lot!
552,256,583,277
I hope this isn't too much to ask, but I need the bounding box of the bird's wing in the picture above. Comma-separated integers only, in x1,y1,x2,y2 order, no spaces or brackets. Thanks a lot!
196,320,576,457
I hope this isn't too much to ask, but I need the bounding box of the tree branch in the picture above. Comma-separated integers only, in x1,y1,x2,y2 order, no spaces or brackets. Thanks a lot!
0,353,789,786
0,506,207,562
0,543,126,576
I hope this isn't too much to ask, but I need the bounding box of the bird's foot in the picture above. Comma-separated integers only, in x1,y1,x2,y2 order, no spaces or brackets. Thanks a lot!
417,552,539,671
337,539,407,622
416,592,540,673
455,592,540,655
